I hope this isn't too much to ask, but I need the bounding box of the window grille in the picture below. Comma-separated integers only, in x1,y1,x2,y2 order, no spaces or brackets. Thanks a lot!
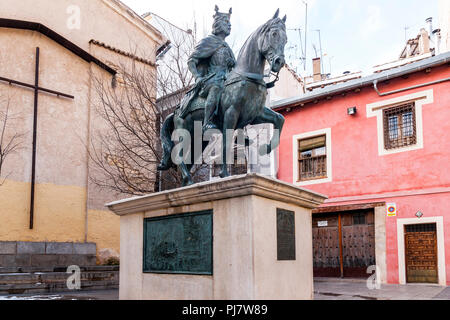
383,103,416,150
405,223,436,233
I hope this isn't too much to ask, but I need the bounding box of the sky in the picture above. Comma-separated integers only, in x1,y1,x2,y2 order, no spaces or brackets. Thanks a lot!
121,0,439,77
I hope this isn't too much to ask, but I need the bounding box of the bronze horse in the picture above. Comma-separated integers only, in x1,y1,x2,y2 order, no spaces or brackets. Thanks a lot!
158,10,287,186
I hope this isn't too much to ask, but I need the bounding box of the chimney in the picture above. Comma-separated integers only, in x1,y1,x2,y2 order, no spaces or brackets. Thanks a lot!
434,29,442,55
312,57,322,82
419,28,431,54
425,17,434,46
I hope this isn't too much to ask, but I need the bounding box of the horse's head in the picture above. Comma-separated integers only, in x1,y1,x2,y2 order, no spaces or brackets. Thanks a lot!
258,9,287,73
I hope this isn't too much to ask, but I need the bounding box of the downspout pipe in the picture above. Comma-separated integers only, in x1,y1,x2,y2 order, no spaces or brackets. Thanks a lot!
373,77,450,97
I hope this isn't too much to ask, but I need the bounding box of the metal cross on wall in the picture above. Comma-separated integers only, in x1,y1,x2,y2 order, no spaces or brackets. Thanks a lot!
0,47,74,229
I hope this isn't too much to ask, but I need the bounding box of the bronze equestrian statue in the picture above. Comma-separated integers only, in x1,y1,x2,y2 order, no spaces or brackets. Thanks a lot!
158,7,287,186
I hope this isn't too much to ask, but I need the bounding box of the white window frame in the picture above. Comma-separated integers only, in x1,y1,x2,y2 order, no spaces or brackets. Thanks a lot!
292,128,332,186
366,89,433,156
397,216,446,286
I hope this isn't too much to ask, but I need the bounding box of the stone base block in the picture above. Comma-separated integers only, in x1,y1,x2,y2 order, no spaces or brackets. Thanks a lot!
107,174,327,300
0,242,97,268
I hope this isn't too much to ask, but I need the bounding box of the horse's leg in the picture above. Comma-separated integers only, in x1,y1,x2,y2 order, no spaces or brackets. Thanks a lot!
251,107,285,155
220,106,239,178
174,115,194,186
157,113,175,171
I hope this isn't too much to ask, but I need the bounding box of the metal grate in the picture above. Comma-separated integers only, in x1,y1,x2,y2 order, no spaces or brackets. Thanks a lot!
383,103,416,150
405,223,436,233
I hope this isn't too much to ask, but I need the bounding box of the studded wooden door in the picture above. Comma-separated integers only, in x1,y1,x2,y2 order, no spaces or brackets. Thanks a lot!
341,211,375,277
312,210,375,278
405,223,438,284
312,214,340,277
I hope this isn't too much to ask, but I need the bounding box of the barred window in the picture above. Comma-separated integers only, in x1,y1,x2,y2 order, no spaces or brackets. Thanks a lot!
383,103,417,150
298,135,327,181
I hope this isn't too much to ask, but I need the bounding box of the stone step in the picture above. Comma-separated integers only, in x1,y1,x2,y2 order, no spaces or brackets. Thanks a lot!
0,271,118,284
0,266,119,274
0,281,119,295
0,270,119,295
0,254,97,268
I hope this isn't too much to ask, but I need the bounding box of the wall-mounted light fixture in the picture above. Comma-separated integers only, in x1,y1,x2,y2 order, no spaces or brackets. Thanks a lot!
347,107,357,115
416,211,424,218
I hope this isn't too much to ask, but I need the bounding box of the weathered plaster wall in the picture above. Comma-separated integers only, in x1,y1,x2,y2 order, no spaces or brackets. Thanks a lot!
0,180,86,242
87,209,120,256
277,64,450,285
0,0,161,258
0,0,163,59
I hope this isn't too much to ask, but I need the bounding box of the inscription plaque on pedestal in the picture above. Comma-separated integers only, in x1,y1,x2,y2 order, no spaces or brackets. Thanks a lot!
143,210,213,275
277,209,296,261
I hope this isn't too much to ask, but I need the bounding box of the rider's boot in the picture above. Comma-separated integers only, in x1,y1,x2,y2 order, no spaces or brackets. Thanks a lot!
202,102,219,133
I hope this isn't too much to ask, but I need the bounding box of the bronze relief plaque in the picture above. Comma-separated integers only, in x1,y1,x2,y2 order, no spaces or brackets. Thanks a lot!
277,209,296,261
143,210,213,275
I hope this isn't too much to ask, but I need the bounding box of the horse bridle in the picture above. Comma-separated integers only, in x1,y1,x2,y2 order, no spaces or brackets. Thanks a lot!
225,69,281,89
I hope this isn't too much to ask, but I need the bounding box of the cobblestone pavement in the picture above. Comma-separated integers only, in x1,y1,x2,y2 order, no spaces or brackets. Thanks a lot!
0,280,449,300
314,278,450,300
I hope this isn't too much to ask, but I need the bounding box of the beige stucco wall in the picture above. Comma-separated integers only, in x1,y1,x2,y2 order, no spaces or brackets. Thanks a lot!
0,0,163,60
268,65,304,104
0,0,161,258
375,206,387,284
119,194,314,300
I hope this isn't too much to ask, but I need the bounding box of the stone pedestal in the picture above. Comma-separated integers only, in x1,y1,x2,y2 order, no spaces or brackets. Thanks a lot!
107,174,327,300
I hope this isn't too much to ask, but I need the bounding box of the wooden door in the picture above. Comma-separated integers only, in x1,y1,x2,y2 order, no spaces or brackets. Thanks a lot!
341,211,375,277
405,223,438,284
312,214,340,277
312,210,375,278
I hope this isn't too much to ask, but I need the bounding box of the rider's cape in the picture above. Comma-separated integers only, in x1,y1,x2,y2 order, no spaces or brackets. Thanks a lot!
178,35,232,119
189,34,231,75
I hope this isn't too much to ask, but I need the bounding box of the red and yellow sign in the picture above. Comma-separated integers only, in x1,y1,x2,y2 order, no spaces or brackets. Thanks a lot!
387,203,397,217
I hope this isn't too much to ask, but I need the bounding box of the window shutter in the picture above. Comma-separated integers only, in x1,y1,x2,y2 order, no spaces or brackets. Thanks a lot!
299,135,326,152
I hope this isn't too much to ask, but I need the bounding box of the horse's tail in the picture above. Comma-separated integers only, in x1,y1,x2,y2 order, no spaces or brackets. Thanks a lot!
157,113,175,171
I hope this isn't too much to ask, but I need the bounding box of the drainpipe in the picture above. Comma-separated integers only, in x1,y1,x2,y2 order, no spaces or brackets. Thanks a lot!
373,77,450,97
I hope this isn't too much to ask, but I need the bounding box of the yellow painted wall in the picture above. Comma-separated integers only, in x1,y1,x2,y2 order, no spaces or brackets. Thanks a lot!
87,209,121,255
0,180,121,257
0,180,86,242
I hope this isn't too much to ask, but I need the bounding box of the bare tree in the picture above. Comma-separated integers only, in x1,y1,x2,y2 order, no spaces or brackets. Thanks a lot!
0,96,25,185
88,18,208,196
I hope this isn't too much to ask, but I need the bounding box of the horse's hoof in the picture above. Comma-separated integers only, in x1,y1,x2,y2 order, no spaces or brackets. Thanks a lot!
182,178,195,187
219,171,230,178
203,123,219,133
157,163,171,171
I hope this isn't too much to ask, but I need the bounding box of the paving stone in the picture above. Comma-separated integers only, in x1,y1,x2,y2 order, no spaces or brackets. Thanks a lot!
314,279,449,300
73,243,96,255
0,242,17,255
45,243,74,255
433,287,450,300
17,242,45,255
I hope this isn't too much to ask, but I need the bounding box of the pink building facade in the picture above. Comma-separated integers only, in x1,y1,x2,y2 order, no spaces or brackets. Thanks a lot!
273,53,450,285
